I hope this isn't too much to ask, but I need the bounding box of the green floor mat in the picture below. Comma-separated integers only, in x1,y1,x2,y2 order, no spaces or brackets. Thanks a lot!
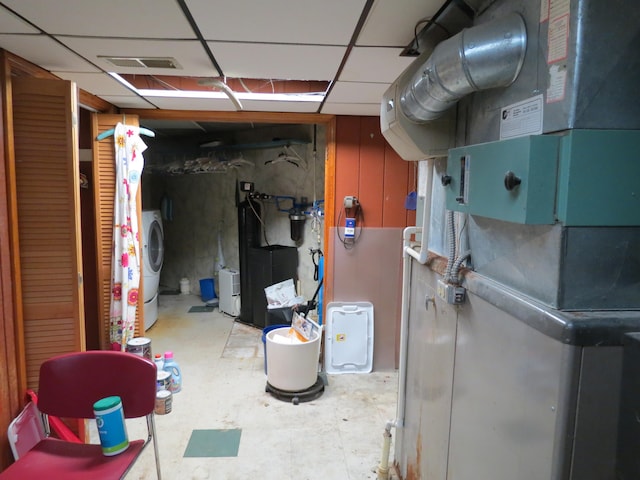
183,429,242,457
188,305,215,313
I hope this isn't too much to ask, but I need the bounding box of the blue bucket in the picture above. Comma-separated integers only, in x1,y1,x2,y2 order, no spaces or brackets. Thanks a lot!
199,278,216,302
262,324,289,374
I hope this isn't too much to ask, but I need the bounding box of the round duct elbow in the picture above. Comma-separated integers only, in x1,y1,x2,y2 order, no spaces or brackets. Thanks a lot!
400,12,527,122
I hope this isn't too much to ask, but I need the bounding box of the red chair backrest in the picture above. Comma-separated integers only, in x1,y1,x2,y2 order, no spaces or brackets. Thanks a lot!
37,351,157,419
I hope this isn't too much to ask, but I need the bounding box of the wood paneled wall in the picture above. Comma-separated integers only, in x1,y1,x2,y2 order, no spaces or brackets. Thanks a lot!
324,115,417,369
333,116,416,229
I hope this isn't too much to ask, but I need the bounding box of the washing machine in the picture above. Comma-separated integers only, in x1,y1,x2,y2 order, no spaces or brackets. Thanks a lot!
142,210,164,330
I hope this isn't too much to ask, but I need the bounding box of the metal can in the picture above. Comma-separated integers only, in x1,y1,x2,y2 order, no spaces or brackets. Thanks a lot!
154,389,172,415
93,396,129,455
125,337,152,360
157,369,171,391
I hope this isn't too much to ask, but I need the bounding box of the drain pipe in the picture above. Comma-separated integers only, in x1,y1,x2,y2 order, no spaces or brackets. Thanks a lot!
377,160,434,480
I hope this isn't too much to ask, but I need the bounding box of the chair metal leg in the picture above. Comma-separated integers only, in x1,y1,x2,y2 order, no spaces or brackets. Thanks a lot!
147,413,162,480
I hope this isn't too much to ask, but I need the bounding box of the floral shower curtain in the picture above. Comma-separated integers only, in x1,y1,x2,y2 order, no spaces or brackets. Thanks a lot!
109,123,146,350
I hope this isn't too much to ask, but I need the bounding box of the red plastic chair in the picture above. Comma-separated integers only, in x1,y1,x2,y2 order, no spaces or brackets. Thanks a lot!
0,351,161,479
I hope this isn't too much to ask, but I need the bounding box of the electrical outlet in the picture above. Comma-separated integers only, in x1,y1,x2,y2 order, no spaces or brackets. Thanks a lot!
437,279,466,305
240,181,254,192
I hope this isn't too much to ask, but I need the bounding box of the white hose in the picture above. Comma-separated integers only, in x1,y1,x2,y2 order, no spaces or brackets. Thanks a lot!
377,161,434,479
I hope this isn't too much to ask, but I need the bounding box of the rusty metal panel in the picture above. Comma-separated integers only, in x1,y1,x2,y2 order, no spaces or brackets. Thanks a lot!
396,263,457,480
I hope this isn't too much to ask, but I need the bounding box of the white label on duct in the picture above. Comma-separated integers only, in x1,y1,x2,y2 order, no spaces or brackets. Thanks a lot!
548,13,570,63
548,0,570,63
499,94,544,140
546,64,567,103
549,0,570,20
540,0,549,22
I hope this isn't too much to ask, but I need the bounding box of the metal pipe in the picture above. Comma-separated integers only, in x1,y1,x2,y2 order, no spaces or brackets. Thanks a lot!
376,425,393,480
376,228,416,480
377,161,435,478
450,250,471,285
405,159,434,264
400,13,527,122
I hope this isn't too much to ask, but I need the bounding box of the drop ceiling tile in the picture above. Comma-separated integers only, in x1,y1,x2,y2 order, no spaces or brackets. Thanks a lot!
327,81,389,104
321,103,381,116
0,34,100,72
186,0,367,45
0,6,39,33
52,72,135,96
339,46,413,83
357,0,444,46
59,37,215,76
98,95,158,109
1,0,194,38
210,42,345,81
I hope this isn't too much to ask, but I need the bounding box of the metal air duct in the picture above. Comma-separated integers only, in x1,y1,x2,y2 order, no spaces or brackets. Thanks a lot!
400,13,527,122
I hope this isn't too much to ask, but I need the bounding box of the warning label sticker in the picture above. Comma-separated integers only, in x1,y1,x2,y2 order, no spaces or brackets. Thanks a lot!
499,95,544,140
546,64,567,103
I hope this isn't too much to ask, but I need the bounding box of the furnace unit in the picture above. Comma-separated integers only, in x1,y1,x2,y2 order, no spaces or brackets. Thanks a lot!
381,0,640,478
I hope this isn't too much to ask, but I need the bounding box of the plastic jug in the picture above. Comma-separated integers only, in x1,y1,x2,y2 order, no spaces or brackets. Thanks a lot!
163,351,182,393
153,353,164,371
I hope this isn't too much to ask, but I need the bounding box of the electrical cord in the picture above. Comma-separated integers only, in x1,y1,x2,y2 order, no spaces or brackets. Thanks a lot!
310,248,323,281
247,196,270,246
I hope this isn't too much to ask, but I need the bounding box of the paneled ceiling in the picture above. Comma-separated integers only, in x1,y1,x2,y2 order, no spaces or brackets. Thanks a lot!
0,0,449,122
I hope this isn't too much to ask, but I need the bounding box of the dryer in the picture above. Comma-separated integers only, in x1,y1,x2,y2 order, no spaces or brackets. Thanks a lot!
142,210,164,330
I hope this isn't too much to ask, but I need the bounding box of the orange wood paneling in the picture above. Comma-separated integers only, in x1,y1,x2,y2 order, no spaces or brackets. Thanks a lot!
323,118,337,313
382,145,410,228
334,116,361,225
358,117,385,228
406,158,418,226
332,116,415,230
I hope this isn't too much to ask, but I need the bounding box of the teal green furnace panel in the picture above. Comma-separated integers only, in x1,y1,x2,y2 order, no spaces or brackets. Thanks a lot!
556,130,640,226
445,131,640,226
445,135,560,224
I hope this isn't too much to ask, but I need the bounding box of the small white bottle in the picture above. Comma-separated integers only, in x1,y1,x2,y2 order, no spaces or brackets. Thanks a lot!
154,353,164,371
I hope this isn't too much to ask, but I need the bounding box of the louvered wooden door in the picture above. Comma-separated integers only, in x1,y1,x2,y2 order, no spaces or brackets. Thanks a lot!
12,78,85,390
92,114,144,349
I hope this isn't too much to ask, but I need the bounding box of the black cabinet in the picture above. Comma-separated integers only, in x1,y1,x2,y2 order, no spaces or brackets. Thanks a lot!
247,245,298,328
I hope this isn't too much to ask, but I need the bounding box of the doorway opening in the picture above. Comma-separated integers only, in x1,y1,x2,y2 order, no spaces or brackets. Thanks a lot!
138,118,331,330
